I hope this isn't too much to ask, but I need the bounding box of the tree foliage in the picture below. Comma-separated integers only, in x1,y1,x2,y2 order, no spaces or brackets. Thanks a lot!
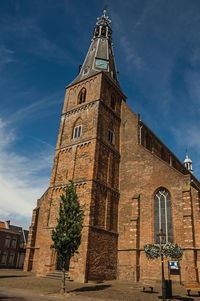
51,180,84,293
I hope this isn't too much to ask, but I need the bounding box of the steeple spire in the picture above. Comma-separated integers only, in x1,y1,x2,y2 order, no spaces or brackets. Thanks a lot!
69,10,119,87
184,150,193,173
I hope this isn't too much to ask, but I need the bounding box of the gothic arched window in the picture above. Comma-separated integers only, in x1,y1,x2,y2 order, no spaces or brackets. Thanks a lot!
78,88,86,104
154,188,173,243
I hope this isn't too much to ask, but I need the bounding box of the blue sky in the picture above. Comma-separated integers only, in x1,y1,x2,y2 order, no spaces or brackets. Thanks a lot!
0,0,200,229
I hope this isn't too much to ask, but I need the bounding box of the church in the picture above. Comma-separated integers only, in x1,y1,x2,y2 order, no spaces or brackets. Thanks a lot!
24,11,200,283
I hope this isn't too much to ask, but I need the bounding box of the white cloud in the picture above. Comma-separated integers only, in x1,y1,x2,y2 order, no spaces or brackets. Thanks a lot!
0,45,15,71
0,117,54,229
7,91,63,126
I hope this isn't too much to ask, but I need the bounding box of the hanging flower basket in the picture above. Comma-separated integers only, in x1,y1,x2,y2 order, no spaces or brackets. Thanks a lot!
144,244,160,259
163,243,183,260
144,243,183,260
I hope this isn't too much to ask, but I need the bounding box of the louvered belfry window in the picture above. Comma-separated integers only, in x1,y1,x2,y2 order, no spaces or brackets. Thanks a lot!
78,88,86,104
154,188,173,243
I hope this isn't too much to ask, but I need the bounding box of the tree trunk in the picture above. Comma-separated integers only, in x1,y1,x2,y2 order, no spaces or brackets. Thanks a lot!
61,267,66,294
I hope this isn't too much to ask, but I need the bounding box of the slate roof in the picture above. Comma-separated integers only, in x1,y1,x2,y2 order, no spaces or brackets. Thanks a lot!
69,11,120,88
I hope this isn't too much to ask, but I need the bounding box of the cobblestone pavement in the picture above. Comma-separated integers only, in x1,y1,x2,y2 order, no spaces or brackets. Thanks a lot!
0,269,199,301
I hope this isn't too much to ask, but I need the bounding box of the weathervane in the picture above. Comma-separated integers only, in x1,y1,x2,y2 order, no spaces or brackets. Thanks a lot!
96,4,111,26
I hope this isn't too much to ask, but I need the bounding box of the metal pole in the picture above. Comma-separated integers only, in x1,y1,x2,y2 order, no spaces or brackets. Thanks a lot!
157,229,166,300
161,248,166,300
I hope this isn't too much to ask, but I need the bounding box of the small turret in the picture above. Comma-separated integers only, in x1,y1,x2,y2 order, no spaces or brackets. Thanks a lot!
184,151,193,173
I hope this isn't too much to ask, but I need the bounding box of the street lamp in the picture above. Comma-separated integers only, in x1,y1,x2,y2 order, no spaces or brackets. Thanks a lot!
157,229,166,300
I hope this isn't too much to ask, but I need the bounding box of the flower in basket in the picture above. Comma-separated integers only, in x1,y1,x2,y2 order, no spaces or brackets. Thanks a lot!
144,244,160,259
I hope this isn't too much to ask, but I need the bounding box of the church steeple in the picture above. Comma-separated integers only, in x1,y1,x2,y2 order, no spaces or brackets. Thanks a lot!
69,10,119,87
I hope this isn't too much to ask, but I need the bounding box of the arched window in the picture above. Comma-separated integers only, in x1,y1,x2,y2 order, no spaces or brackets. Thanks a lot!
111,94,116,110
154,188,173,243
72,118,82,139
78,88,86,104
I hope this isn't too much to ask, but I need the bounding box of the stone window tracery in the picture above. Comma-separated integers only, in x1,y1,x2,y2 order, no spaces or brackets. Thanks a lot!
78,87,86,104
154,188,173,243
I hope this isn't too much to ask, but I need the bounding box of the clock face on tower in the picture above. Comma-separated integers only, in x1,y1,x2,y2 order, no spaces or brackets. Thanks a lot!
95,59,108,70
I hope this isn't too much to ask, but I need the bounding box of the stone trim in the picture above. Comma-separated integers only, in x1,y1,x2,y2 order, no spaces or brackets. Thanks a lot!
62,98,121,122
132,194,140,200
56,140,92,153
49,179,119,197
94,180,120,197
182,186,191,192
99,99,121,122
97,138,120,159
86,225,118,236
62,100,96,117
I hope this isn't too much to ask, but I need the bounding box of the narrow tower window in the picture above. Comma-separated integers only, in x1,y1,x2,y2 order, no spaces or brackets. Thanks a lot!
154,188,173,243
108,122,114,144
72,118,82,139
111,94,116,110
108,129,114,144
78,88,86,104
73,125,82,139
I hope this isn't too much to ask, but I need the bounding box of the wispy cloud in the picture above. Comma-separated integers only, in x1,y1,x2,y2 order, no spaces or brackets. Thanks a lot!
7,91,64,125
0,117,54,229
0,45,15,71
0,16,76,65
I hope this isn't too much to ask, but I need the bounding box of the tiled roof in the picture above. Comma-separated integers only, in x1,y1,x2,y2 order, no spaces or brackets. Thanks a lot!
0,221,6,228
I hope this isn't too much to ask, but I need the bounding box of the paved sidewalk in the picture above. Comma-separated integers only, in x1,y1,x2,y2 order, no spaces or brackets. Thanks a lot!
0,269,199,300
0,287,117,301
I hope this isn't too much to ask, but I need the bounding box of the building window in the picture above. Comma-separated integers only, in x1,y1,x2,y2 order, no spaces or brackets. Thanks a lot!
5,236,11,248
78,88,86,104
111,94,116,110
8,252,15,265
73,125,82,139
108,129,114,144
154,188,173,243
1,251,7,264
11,237,17,249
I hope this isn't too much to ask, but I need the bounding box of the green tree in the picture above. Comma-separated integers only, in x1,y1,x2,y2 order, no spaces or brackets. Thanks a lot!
51,180,84,294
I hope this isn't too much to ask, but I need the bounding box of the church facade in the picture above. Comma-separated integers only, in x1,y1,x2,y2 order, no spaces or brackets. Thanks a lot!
24,11,200,283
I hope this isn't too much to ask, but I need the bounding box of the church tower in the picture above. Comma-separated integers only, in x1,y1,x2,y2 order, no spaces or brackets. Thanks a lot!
24,10,126,282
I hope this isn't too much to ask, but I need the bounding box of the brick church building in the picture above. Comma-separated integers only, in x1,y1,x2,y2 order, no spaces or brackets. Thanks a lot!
24,11,200,283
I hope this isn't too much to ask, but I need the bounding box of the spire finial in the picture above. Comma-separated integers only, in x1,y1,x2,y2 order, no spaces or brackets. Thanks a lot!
103,9,107,17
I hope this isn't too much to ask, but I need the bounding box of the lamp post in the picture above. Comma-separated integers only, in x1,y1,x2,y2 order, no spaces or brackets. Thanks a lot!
157,229,166,300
